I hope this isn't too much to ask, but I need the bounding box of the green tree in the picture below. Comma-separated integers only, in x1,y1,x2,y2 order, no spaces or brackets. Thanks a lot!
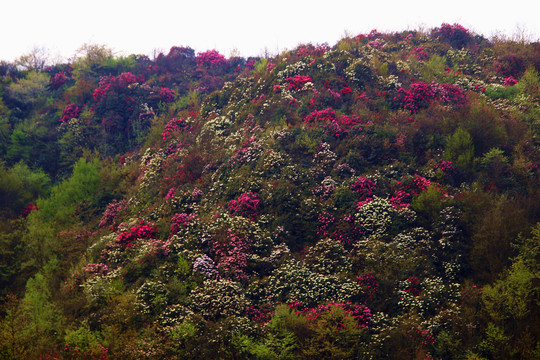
443,127,475,172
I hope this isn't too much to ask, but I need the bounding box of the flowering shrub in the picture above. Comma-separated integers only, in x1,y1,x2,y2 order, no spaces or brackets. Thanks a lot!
502,76,518,86
284,74,312,90
92,72,143,103
412,174,432,193
60,103,82,123
170,213,198,234
116,221,156,247
403,276,422,296
98,199,128,228
288,300,371,329
395,82,436,113
193,255,219,279
21,202,38,217
211,231,250,280
355,197,399,237
304,237,351,274
304,108,337,123
434,83,468,107
350,176,375,200
297,43,329,57
162,118,191,140
389,190,411,209
159,86,175,103
356,273,379,298
196,49,227,68
245,302,275,324
50,71,69,90
266,261,361,308
433,23,471,48
435,159,456,175
82,263,109,277
411,46,428,61
229,192,260,219
336,114,362,127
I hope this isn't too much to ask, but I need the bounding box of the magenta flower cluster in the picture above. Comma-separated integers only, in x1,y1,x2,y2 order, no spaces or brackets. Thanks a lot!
304,108,337,123
296,43,329,57
82,262,109,276
502,76,519,86
162,117,191,140
92,72,143,103
356,273,379,298
212,231,251,281
288,300,372,328
284,75,312,90
116,221,156,247
229,192,261,220
50,70,69,90
350,176,375,200
395,82,436,113
98,199,128,228
159,86,175,103
60,103,82,123
196,49,227,68
404,276,422,296
435,159,456,175
170,212,198,234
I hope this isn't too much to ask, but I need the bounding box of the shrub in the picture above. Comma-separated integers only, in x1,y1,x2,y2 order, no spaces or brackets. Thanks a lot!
433,23,472,48
196,49,227,68
116,221,156,247
60,103,83,123
229,192,261,220
395,82,436,113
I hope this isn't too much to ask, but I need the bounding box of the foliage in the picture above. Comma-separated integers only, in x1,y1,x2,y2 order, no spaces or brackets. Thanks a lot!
0,23,539,359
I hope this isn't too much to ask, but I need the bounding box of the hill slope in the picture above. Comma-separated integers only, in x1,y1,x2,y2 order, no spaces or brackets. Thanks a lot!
1,24,540,359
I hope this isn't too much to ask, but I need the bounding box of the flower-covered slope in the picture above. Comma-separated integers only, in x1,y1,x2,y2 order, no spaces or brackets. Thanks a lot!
1,24,540,359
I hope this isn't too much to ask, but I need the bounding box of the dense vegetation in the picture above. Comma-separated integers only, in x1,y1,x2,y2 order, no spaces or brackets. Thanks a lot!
0,24,539,359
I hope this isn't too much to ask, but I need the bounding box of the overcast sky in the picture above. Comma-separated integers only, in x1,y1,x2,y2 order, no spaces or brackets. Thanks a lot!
2,0,539,63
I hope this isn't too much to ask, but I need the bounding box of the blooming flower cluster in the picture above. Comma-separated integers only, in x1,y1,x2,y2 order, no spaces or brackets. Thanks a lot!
284,74,312,90
60,103,82,123
403,276,422,296
196,49,227,68
435,159,456,175
193,254,219,279
98,199,128,228
395,82,436,113
116,221,156,247
159,86,175,103
82,262,109,277
356,273,379,298
350,176,375,200
228,192,260,219
49,70,69,90
296,43,329,57
502,76,519,86
170,212,198,234
304,108,337,123
21,202,38,217
288,300,372,328
434,23,471,48
162,117,191,140
92,72,144,103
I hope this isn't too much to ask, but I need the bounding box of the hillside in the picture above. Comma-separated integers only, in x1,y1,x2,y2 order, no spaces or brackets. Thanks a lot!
0,24,539,359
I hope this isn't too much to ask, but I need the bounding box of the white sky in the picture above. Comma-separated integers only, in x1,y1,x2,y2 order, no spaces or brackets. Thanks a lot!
1,0,539,63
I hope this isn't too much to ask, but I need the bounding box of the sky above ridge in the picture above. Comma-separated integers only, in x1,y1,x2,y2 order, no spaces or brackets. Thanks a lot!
1,0,539,63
